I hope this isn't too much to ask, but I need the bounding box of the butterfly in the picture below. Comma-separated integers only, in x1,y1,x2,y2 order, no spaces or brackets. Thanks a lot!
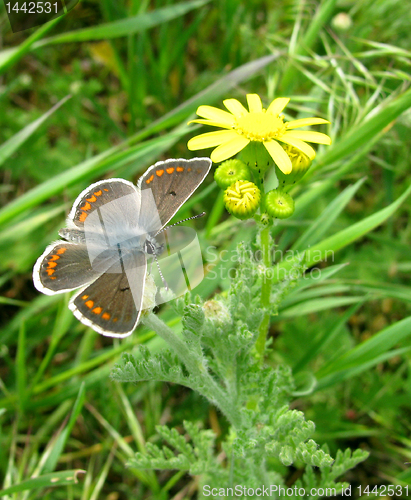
33,157,212,337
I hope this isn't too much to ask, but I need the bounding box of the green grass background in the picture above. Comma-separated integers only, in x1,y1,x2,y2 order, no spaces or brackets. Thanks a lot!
1,0,411,498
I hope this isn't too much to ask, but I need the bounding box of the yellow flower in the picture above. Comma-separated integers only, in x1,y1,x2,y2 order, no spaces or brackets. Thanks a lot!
187,93,331,174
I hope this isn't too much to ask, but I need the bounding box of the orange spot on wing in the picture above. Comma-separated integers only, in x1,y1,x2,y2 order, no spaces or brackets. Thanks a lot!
92,307,102,314
50,255,60,261
113,318,118,322
47,269,55,275
102,312,111,320
47,261,57,268
79,212,88,222
104,188,109,191
87,195,97,202
176,167,184,172
187,167,192,172
82,295,89,300
166,167,175,174
56,248,66,255
94,190,102,196
85,300,94,309
146,175,154,184
81,202,91,211
156,169,164,177
50,276,56,280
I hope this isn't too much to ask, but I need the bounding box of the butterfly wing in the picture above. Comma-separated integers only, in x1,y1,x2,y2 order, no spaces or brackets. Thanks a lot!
34,178,149,337
33,241,104,295
65,178,138,230
138,157,212,228
69,251,147,337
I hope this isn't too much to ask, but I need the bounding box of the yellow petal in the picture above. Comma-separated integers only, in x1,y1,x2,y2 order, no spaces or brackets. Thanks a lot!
246,94,263,113
188,119,233,129
266,97,290,116
278,136,316,160
286,117,330,129
223,98,248,117
263,140,293,174
196,105,235,126
210,136,250,163
187,130,239,150
283,130,331,145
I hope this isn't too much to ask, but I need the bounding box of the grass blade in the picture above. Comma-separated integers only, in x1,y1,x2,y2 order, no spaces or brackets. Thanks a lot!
316,346,411,390
281,0,338,92
292,177,366,250
0,96,71,168
280,296,364,318
0,16,63,75
315,87,411,170
0,470,86,496
273,183,411,282
0,136,162,226
318,315,411,377
42,383,86,473
47,0,209,43
293,300,365,373
0,0,209,77
16,323,27,413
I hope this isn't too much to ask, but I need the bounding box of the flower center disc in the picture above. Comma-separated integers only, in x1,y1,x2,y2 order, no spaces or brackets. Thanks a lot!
235,111,285,141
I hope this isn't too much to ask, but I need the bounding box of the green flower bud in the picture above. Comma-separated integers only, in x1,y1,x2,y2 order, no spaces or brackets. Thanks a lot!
259,212,272,226
214,159,251,189
266,189,295,219
223,180,261,220
239,141,273,176
203,300,231,325
276,144,312,187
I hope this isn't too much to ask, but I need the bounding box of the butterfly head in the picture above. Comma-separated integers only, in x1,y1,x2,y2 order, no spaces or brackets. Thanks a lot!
144,234,164,256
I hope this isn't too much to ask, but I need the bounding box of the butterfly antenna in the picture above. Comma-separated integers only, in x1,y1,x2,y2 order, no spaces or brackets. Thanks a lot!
146,240,169,290
153,253,169,290
156,212,206,235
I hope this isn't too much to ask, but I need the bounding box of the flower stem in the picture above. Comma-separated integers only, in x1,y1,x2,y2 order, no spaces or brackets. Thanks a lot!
255,225,273,362
143,313,242,428
253,173,265,212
